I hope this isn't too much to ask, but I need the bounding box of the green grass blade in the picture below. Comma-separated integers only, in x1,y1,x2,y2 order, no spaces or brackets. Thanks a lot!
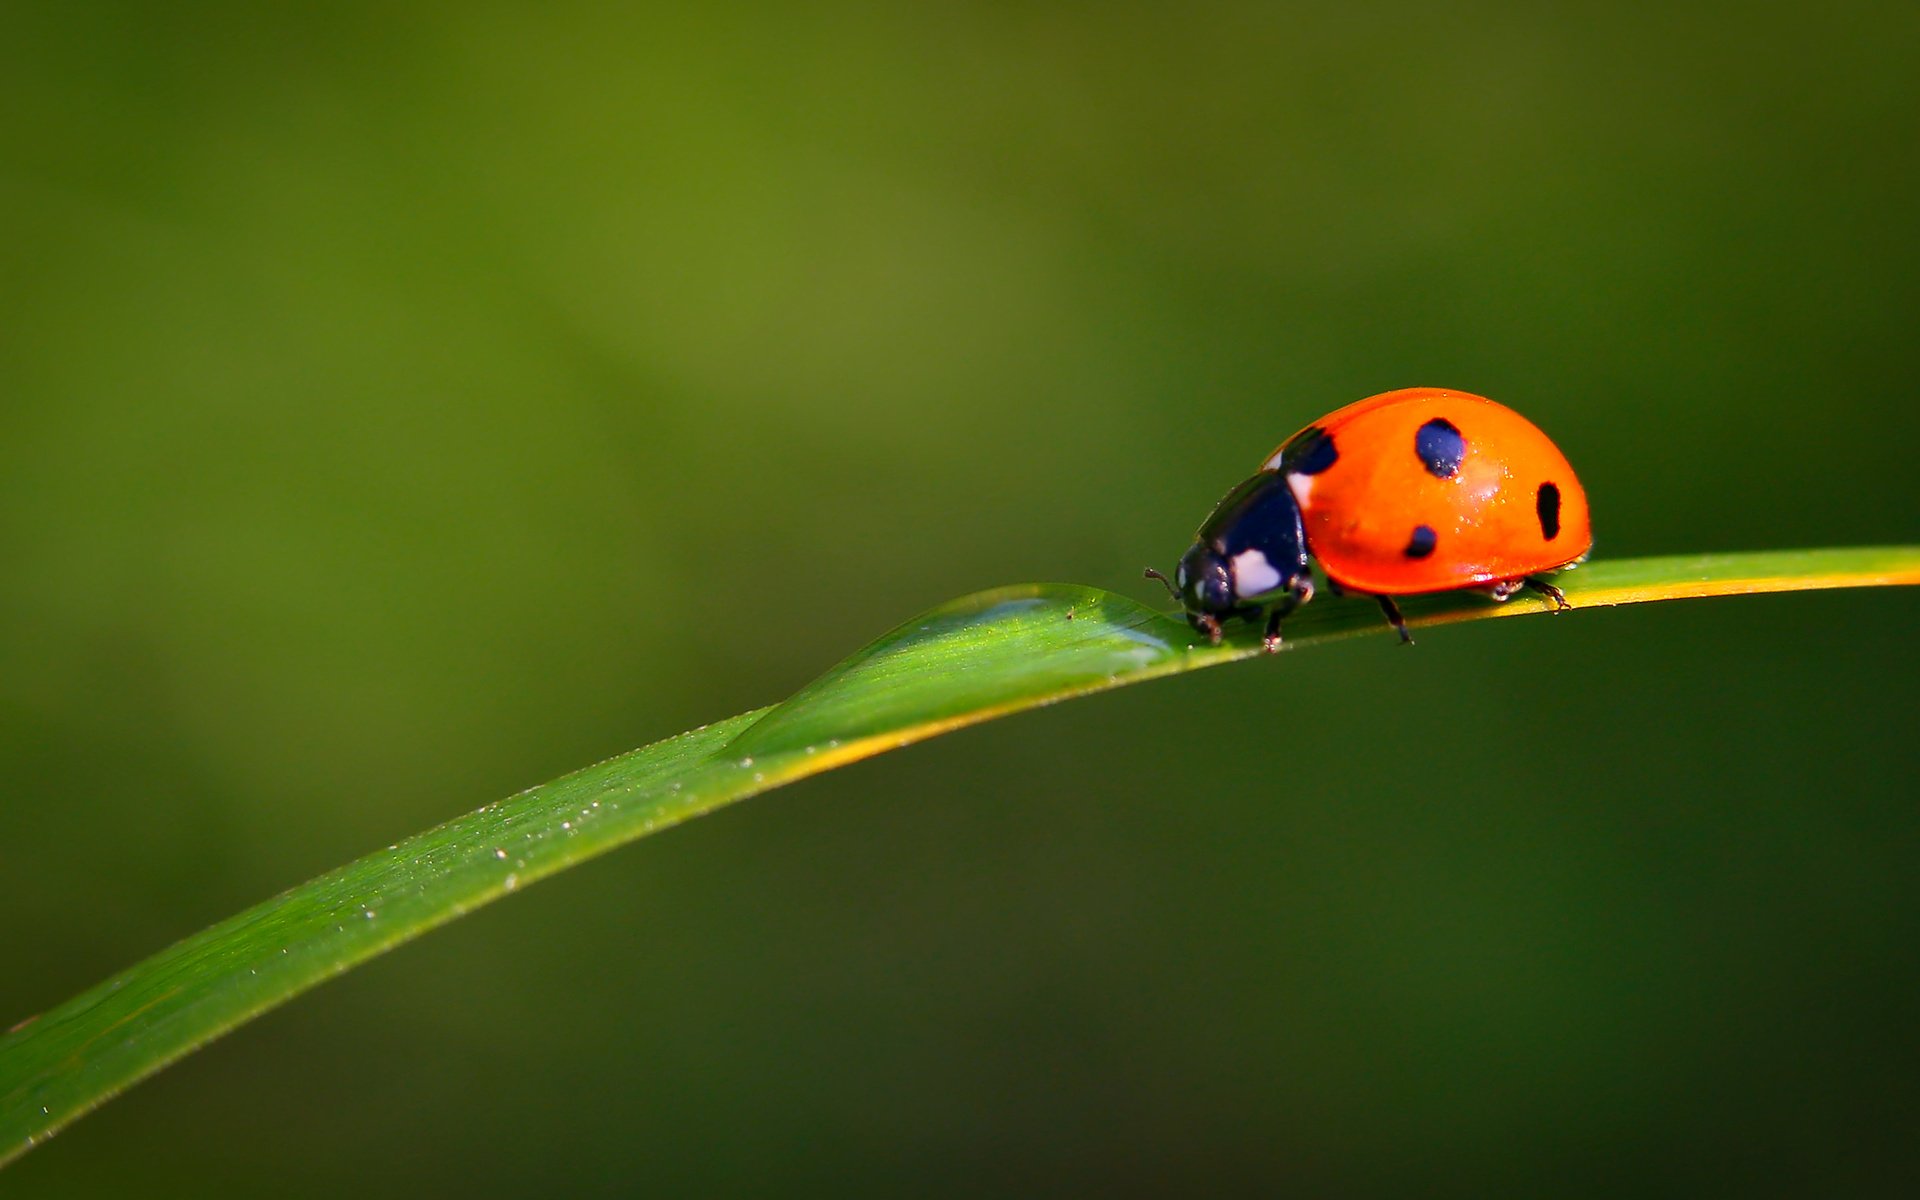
4,546,1917,1163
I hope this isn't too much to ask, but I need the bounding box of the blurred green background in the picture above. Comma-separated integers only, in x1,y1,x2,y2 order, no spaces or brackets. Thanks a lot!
4,1,1918,1193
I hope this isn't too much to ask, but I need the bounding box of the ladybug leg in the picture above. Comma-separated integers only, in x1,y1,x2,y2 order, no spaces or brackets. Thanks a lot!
1259,579,1314,654
1375,595,1414,646
1192,611,1224,646
1484,579,1523,602
1523,576,1572,611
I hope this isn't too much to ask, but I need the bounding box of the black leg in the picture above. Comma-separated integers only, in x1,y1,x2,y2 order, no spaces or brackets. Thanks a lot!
1524,576,1571,610
1376,595,1414,645
1263,609,1285,654
1260,579,1314,654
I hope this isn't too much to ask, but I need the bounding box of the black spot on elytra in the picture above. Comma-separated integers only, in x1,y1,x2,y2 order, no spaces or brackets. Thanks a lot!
1536,482,1562,541
1285,426,1338,475
1403,525,1437,559
1414,418,1464,479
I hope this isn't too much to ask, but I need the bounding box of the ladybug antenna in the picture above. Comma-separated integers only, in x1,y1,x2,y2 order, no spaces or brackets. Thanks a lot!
1143,567,1180,602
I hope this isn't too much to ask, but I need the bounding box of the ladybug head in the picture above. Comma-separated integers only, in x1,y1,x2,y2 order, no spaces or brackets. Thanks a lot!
1144,545,1235,643
1175,543,1236,618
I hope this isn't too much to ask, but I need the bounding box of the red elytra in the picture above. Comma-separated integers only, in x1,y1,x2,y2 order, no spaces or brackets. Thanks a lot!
1265,387,1592,595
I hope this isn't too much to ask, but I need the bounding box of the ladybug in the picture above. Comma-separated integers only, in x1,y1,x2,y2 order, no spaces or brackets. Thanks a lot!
1148,387,1592,649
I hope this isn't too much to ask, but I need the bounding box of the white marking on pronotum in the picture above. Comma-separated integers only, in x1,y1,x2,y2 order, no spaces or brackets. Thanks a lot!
1262,448,1287,471
1285,472,1316,507
1231,548,1282,596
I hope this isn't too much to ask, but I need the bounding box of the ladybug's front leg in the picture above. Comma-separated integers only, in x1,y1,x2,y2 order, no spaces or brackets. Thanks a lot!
1191,611,1224,646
